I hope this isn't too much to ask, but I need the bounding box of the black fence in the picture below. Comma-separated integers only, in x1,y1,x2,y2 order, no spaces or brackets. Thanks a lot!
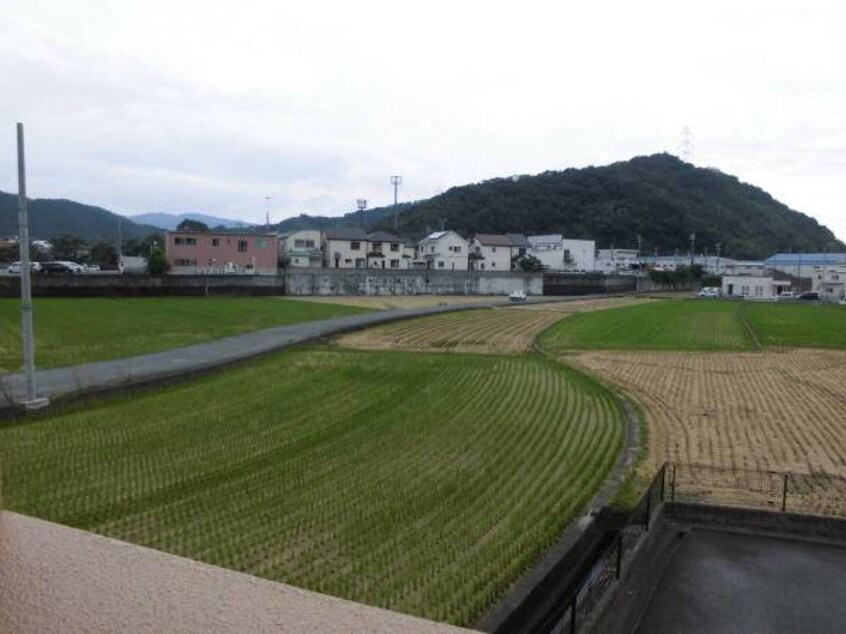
667,462,846,519
528,462,846,634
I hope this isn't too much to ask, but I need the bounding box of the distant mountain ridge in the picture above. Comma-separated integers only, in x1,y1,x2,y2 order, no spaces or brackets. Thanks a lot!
272,154,841,260
129,212,251,231
0,191,160,241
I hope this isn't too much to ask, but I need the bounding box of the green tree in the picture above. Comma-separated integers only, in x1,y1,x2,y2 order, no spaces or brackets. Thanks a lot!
51,234,86,261
176,219,209,232
147,248,169,275
89,241,118,266
516,254,544,272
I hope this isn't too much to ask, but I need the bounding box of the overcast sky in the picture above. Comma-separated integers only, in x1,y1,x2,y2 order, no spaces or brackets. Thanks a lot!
2,0,845,240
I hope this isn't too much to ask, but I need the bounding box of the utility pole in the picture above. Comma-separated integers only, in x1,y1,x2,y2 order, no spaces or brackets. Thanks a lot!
390,175,402,230
16,123,48,409
715,242,722,275
689,233,696,267
264,195,271,232
357,198,367,229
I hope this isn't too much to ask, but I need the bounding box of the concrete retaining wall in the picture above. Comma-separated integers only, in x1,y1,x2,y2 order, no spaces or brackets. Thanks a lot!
284,268,543,296
542,273,638,296
0,274,286,297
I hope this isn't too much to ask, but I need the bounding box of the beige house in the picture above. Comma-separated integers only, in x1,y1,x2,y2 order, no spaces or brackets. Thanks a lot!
279,229,323,268
365,231,408,269
323,228,368,269
415,231,469,270
722,273,792,300
469,234,513,271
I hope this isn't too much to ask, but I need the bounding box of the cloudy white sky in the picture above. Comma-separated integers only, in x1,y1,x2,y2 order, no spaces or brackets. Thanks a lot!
2,0,845,239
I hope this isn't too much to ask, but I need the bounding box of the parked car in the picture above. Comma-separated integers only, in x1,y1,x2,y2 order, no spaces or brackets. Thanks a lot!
797,292,819,301
55,261,84,273
84,264,101,272
40,261,77,274
698,287,720,298
6,261,42,275
776,291,796,301
840,297,846,306
508,289,527,302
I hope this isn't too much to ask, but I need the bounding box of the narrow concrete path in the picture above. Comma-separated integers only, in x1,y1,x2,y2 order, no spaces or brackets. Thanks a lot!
0,295,603,409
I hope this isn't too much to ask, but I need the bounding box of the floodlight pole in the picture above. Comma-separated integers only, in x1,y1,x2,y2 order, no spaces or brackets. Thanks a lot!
357,198,367,229
16,123,47,409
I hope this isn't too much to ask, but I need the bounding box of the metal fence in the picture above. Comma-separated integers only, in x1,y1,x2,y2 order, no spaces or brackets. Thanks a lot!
667,462,846,519
536,462,846,634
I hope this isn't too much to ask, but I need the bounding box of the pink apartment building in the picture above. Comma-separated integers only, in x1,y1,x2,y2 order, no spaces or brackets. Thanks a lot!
165,231,279,275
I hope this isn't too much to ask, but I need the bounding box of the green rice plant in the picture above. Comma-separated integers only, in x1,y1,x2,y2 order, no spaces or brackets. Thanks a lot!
0,347,625,626
0,296,369,371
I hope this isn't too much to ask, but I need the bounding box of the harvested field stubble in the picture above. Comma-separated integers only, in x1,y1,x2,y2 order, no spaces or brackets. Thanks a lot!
338,297,651,354
573,349,846,478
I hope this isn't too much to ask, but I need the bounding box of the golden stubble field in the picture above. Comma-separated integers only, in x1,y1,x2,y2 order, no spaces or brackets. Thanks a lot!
337,296,650,354
572,349,846,477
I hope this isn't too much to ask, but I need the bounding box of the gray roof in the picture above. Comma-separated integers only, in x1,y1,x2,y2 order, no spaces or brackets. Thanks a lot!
367,231,405,243
505,233,532,248
324,227,368,240
474,234,513,247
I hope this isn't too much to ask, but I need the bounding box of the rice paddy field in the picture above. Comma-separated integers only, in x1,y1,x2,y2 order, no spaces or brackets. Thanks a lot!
0,346,626,625
540,298,846,353
337,296,650,354
0,297,368,372
540,299,846,494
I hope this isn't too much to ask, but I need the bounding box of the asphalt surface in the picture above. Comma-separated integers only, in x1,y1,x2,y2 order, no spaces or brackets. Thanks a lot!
0,295,587,408
635,529,846,634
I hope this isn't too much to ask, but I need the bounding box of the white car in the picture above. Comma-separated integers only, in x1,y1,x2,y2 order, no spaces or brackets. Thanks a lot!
84,264,101,272
56,261,84,273
839,297,846,306
6,261,42,275
697,287,719,298
508,289,527,302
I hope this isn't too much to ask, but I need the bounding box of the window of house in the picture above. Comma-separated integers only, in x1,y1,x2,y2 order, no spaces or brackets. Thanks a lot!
295,239,306,248
174,237,196,246
372,241,382,252
390,259,399,268
212,238,220,247
492,246,497,253
238,239,248,252
175,258,197,266
491,262,496,268
256,239,267,248
390,243,399,251
351,241,360,250
438,261,445,268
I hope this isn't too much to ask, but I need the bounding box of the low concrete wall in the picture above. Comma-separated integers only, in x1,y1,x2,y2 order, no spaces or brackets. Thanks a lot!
542,273,638,296
284,268,542,296
666,502,846,543
0,274,285,297
0,511,472,633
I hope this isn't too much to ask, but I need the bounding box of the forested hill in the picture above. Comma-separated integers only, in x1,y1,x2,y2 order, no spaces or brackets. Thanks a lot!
0,191,159,241
365,154,842,259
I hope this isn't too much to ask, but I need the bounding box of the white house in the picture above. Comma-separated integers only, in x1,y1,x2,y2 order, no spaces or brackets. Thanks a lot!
811,266,846,301
469,234,513,271
505,233,531,269
365,231,408,270
415,231,469,270
323,228,368,269
528,235,596,271
722,273,792,300
279,230,323,268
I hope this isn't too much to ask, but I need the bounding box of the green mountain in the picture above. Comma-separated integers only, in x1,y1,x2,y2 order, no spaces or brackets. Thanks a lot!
0,191,160,241
285,154,840,260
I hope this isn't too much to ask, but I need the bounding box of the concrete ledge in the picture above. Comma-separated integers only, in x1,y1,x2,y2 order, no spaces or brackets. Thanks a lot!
666,502,846,544
0,511,472,633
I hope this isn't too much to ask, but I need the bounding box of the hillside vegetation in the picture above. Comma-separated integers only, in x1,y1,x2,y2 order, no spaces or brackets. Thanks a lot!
370,154,842,259
0,191,159,241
